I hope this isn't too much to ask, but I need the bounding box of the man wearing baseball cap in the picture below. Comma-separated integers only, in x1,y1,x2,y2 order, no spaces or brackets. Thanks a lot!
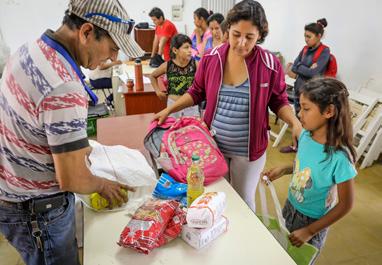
0,1,143,264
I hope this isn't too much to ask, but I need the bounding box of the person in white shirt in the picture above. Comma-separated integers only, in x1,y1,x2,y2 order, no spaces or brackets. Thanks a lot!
89,59,122,105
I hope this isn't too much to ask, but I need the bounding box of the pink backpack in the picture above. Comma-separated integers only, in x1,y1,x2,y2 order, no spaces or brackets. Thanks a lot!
144,116,228,185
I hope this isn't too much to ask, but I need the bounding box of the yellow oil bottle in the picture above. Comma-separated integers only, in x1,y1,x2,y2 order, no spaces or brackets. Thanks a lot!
187,155,205,207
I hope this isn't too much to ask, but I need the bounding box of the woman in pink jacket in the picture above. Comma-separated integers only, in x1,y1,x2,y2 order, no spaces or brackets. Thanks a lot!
154,0,301,212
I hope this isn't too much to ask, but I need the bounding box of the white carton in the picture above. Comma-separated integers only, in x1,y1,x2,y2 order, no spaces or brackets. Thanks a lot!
181,216,228,249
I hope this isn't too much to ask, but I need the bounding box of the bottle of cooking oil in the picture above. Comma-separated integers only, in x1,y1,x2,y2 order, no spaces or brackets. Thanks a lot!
89,188,128,210
187,155,205,207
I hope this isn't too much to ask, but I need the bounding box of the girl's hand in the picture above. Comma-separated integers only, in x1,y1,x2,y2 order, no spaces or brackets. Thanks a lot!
156,91,167,101
310,63,318,69
289,227,314,247
261,167,287,184
153,108,171,125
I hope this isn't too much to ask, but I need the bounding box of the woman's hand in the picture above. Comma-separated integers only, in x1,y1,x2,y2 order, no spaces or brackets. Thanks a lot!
194,27,202,38
286,62,293,71
153,108,171,125
310,63,318,69
286,62,297,79
289,227,315,247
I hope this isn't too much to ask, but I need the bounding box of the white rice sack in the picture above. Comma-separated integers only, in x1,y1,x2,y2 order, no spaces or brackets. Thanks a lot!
186,192,226,228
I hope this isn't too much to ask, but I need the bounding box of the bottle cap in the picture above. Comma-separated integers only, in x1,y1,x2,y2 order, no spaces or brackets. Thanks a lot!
135,57,141,64
191,155,200,162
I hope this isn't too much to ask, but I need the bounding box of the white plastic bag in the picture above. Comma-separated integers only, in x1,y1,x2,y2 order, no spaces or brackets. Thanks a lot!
77,140,157,212
257,177,319,265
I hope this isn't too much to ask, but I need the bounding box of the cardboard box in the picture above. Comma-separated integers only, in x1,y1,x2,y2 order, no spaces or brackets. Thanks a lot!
181,216,228,249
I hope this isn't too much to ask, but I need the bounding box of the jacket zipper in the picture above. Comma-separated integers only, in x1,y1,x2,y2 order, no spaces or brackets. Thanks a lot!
211,51,224,124
244,60,251,160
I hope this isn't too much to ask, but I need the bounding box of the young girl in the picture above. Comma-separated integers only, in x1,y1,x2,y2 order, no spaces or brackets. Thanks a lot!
149,34,199,117
262,78,357,254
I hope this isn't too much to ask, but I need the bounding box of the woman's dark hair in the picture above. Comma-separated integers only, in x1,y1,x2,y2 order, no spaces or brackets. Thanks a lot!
300,78,356,163
220,20,228,34
207,13,225,26
170,34,192,59
62,10,109,40
226,0,268,44
194,8,212,21
149,7,164,19
305,18,327,36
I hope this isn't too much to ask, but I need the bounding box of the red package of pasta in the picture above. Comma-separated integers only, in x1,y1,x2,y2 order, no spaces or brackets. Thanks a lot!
118,198,185,254
156,206,186,247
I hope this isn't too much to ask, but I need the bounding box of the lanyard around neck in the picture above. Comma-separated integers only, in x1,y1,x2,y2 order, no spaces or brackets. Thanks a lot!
40,33,98,105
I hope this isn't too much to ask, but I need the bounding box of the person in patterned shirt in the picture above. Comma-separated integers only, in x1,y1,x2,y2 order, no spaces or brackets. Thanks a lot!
0,1,143,264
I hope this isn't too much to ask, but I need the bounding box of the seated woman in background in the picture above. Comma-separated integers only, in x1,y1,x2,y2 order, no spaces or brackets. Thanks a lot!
220,19,229,42
190,7,213,61
149,34,199,118
89,59,122,106
280,18,331,153
206,13,225,48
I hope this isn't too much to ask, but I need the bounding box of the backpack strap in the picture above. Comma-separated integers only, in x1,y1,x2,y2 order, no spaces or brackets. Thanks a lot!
312,44,328,63
302,45,309,56
302,44,328,63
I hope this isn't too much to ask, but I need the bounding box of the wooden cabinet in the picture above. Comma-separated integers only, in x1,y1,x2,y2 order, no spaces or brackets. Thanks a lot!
134,28,155,54
124,84,166,115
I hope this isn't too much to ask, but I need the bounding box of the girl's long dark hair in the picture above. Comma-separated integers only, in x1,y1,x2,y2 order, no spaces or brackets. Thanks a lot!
301,78,356,163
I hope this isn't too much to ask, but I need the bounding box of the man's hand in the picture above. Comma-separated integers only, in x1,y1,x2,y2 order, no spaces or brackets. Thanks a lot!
98,179,136,208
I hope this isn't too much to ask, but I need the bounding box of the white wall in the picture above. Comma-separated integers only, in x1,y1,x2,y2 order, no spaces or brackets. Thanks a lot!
0,0,67,51
255,0,382,92
1,0,381,92
0,0,201,52
120,0,201,35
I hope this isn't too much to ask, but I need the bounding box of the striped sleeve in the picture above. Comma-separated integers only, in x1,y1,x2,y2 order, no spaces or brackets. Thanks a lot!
38,81,89,153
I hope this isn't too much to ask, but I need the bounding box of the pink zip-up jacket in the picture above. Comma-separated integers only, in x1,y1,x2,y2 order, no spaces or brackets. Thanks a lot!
187,43,289,161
